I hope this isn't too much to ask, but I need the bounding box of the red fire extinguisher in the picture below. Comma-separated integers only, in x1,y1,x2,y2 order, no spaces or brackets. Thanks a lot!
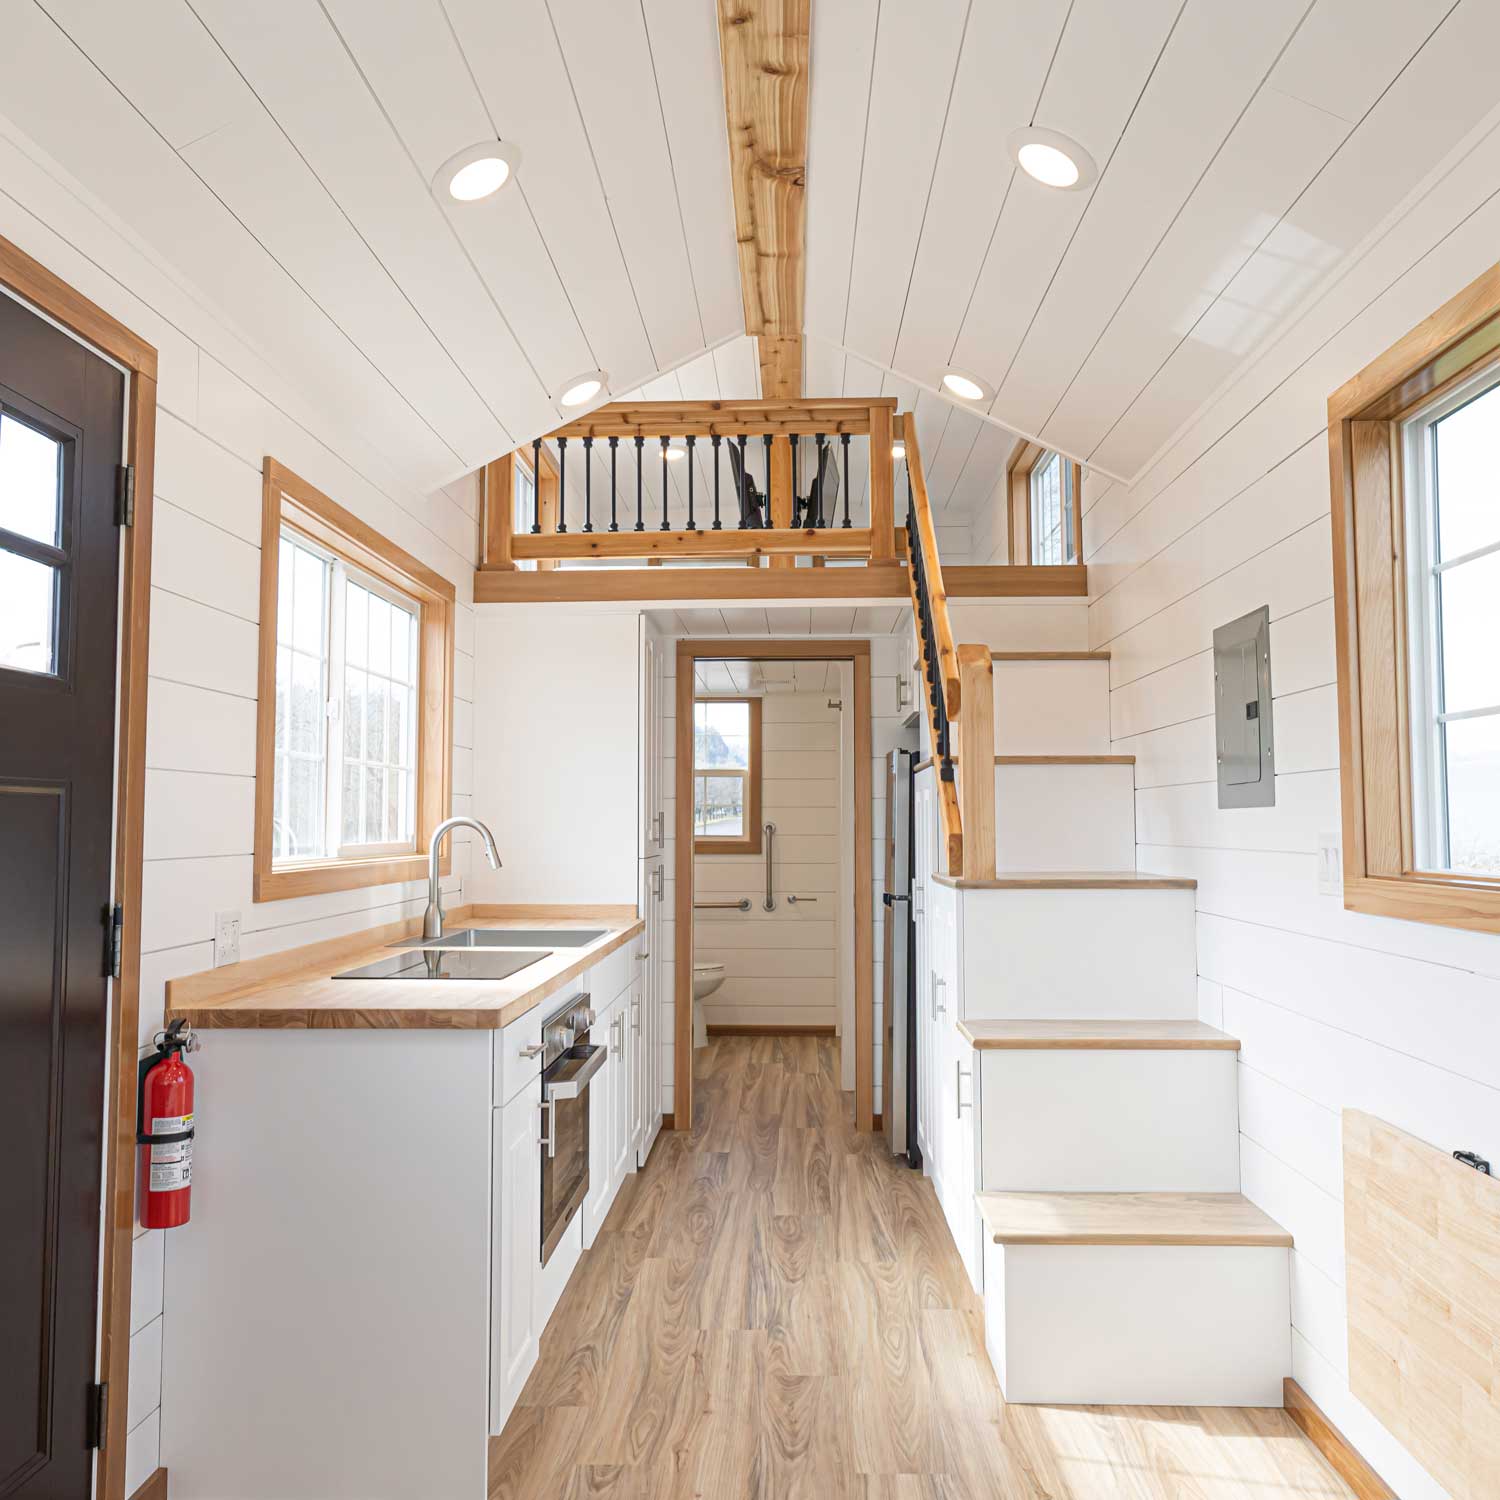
137,1019,197,1229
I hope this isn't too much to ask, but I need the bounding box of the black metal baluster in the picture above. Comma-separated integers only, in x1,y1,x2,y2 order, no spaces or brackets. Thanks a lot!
737,435,749,530
660,437,671,531
634,435,645,532
814,433,827,528
711,434,723,530
762,434,772,529
791,436,802,529
686,435,697,530
555,436,568,533
840,433,852,527
583,436,594,533
608,437,619,532
530,439,542,534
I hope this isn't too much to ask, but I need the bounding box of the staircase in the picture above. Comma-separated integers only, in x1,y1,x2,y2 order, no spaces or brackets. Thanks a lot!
910,638,1294,1409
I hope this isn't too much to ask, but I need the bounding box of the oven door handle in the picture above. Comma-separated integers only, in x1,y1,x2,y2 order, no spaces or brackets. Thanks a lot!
542,1043,608,1100
539,1096,557,1159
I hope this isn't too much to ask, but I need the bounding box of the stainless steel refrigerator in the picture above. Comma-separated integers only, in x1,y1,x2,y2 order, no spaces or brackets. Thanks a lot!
881,748,918,1166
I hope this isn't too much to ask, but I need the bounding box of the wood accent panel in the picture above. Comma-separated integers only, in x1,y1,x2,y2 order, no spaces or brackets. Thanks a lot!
706,1022,836,1036
1284,1380,1397,1500
126,1469,168,1500
510,525,871,562
255,460,455,903
958,1019,1240,1051
1344,1110,1500,1500
932,871,1197,890
674,640,874,1134
473,561,1086,604
1329,257,1500,933
716,0,809,394
490,1033,1362,1499
0,233,158,1500
978,1191,1293,1247
956,645,995,881
691,695,763,855
548,398,889,440
482,453,515,569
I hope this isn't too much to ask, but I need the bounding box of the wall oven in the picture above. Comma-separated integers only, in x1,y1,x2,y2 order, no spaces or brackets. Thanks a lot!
538,993,605,1266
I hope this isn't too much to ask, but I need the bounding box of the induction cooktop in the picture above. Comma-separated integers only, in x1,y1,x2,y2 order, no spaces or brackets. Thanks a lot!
332,948,551,982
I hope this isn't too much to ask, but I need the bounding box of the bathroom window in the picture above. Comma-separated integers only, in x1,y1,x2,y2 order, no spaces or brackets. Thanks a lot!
255,459,455,902
1006,441,1082,565
693,696,762,855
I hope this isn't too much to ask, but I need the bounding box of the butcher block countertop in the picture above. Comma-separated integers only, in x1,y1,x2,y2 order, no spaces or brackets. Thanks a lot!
165,905,643,1031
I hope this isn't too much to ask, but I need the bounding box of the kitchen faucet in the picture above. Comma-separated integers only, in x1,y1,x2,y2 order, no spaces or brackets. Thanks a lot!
424,816,501,940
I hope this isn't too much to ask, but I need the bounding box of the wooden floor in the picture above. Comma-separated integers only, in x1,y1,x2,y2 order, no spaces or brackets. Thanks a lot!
489,1035,1357,1499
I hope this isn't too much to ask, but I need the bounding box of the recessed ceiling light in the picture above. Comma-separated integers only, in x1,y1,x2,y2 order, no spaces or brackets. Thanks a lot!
1006,126,1097,192
941,370,993,403
435,141,521,203
557,370,608,408
891,441,906,460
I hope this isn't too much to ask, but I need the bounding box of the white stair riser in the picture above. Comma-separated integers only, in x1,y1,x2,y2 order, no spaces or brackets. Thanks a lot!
978,1050,1240,1192
993,763,1134,872
993,660,1111,756
959,889,1198,1019
984,1241,1289,1406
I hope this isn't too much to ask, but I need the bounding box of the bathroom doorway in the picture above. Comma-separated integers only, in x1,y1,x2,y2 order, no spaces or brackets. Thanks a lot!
673,640,873,1133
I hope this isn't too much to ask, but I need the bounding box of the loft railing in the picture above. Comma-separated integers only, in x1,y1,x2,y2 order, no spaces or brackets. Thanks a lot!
900,414,996,880
482,398,899,569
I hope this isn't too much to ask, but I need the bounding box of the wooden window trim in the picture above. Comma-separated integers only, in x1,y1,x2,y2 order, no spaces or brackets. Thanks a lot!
1007,440,1082,565
1330,258,1500,933
255,459,455,902
692,694,763,854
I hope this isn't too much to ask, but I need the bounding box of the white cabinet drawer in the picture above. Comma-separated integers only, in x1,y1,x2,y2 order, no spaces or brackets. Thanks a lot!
494,1005,546,1106
586,937,636,1014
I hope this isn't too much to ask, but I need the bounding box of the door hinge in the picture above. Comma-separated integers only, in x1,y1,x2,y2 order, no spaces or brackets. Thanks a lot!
115,464,135,527
86,1381,108,1449
105,902,124,980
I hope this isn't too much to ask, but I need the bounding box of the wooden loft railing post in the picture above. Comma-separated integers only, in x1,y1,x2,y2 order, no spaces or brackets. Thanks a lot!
956,644,996,880
869,403,895,562
481,454,515,569
769,434,794,570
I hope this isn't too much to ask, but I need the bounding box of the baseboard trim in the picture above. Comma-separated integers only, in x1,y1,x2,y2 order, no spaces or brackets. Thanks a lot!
1284,1380,1395,1500
705,1023,837,1037
129,1467,168,1500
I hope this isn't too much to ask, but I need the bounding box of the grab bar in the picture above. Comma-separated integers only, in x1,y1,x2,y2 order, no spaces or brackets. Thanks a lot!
763,821,776,910
694,898,751,911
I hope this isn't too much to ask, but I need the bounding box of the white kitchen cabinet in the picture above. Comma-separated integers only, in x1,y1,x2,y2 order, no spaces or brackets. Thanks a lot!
640,628,666,857
491,1075,541,1432
583,990,621,1248
636,857,664,1166
616,975,642,1188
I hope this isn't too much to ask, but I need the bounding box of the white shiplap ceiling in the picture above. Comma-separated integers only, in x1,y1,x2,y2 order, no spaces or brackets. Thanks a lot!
804,0,1500,495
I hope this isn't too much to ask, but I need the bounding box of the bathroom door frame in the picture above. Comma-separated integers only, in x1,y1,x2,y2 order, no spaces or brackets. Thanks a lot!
674,639,873,1131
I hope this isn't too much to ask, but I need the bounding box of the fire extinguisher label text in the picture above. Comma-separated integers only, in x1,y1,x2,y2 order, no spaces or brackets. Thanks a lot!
149,1113,193,1190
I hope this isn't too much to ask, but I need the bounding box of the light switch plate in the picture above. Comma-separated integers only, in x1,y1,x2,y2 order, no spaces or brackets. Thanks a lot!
1317,833,1343,895
214,910,241,968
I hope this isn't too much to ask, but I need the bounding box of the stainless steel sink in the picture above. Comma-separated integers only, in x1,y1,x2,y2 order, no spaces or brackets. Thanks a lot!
391,927,607,951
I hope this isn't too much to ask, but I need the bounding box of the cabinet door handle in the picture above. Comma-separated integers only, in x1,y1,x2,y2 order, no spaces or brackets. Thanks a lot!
518,1042,545,1060
652,865,664,901
956,1060,972,1119
654,810,665,847
932,974,946,1019
631,995,641,1035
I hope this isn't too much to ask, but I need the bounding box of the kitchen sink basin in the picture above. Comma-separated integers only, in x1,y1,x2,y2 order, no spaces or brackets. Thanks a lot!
392,927,607,950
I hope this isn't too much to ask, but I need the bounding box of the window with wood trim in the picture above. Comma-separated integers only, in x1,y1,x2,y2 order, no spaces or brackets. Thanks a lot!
692,696,762,854
256,459,455,902
1330,261,1500,931
1007,441,1082,565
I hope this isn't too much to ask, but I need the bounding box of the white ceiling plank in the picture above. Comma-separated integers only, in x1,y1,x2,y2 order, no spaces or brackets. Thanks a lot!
1044,87,1350,460
319,0,597,406
890,0,1071,387
924,405,982,513
993,0,1312,439
948,0,1181,402
728,660,752,693
641,0,744,345
546,1,710,374
808,606,858,634
719,607,772,635
802,336,846,399
678,609,730,635
946,421,1016,515
441,0,655,407
780,608,814,636
840,0,970,366
712,335,763,398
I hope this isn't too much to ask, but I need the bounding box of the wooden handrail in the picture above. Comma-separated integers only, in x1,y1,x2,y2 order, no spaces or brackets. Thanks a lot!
547,397,895,440
899,416,960,720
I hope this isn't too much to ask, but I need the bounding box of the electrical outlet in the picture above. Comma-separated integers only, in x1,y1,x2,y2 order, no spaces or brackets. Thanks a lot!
214,909,241,967
1316,833,1343,896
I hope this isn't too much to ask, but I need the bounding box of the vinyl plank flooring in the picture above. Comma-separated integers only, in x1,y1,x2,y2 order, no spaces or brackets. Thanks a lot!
490,1036,1360,1500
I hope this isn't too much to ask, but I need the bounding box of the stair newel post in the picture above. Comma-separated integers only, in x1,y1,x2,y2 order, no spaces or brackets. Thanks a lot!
555,436,568,533
840,432,852,528
608,436,619,532
956,643,996,881
685,435,697,530
660,436,672,531
737,434,749,530
711,434,723,530
633,435,645,532
530,440,542,534
582,436,594,533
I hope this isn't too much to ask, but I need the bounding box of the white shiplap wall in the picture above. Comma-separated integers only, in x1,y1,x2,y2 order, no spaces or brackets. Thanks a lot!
1084,107,1500,1500
0,133,480,1495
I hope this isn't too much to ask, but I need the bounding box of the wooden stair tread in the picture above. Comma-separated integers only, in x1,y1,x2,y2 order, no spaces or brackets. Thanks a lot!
978,1192,1292,1248
933,871,1197,890
991,650,1111,661
958,1018,1239,1051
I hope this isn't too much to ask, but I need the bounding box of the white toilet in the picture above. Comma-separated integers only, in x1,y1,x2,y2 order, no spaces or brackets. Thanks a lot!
691,962,725,1048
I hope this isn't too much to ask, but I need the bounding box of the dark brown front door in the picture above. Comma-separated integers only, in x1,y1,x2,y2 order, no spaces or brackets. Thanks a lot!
0,290,126,1499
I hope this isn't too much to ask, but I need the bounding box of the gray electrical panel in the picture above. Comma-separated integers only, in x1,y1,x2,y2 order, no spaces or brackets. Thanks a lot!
1214,605,1274,808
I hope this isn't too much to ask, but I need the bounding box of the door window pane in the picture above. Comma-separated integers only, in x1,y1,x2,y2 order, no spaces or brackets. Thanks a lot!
695,774,745,836
1442,713,1500,874
0,412,62,547
0,550,58,674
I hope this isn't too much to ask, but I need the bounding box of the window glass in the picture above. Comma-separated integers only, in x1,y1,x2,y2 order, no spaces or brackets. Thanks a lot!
694,774,745,837
0,412,62,546
1442,714,1500,873
513,460,537,572
0,550,58,675
1029,451,1074,565
1432,382,1500,561
695,700,751,768
274,532,329,860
